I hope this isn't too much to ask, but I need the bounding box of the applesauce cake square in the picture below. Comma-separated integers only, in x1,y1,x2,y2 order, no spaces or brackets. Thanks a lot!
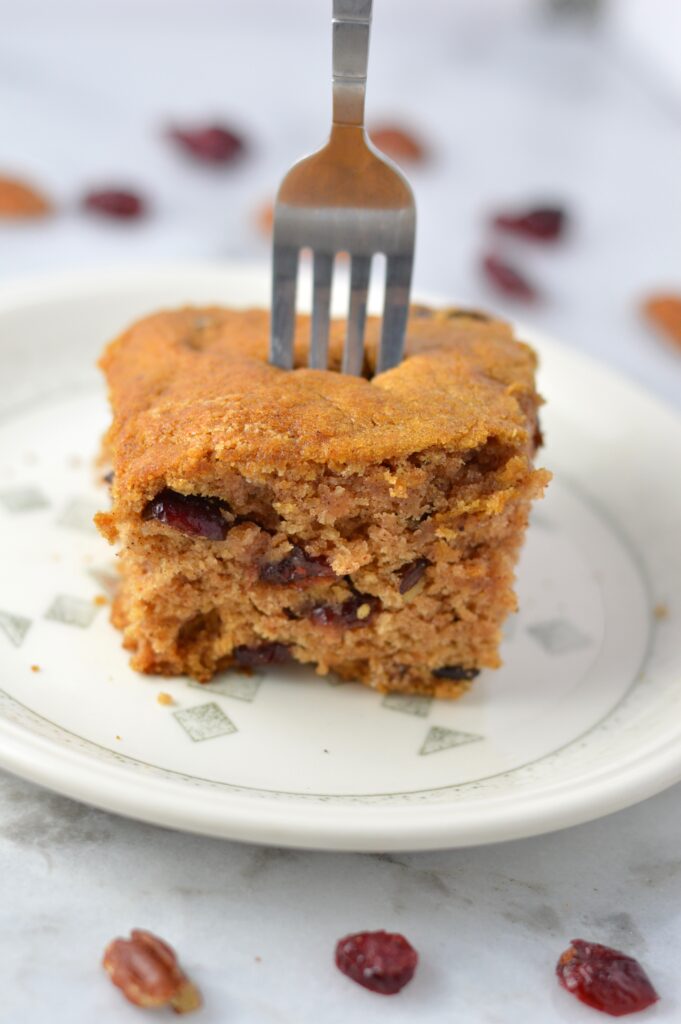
95,305,550,698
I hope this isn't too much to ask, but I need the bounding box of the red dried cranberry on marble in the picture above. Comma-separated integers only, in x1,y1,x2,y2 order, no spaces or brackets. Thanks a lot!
82,189,146,219
335,930,418,995
168,124,244,164
233,643,291,668
493,205,567,242
556,939,659,1017
482,254,538,301
259,546,336,585
142,489,229,540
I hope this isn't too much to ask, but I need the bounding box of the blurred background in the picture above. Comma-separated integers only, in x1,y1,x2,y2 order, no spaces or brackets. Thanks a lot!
1,0,680,404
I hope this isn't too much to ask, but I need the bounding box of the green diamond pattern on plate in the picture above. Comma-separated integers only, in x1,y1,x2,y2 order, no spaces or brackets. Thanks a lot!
530,511,554,532
419,726,483,756
45,595,99,629
527,618,591,654
187,674,262,702
0,610,32,647
57,497,99,534
0,486,50,513
382,693,432,718
88,567,119,597
503,613,519,642
174,703,237,742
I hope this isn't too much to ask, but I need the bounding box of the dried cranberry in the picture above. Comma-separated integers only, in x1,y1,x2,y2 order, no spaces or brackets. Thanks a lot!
335,930,418,995
142,488,229,540
482,254,537,301
82,190,145,219
259,546,336,586
168,124,244,164
309,594,380,629
233,642,291,668
398,558,430,595
556,940,659,1017
493,205,566,241
432,665,479,681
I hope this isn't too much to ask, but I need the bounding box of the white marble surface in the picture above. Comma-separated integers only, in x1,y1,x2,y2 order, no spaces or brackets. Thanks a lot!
1,1,680,1020
2,772,680,1023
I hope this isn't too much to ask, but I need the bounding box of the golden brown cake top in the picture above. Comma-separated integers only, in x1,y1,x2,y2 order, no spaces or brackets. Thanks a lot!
100,306,541,494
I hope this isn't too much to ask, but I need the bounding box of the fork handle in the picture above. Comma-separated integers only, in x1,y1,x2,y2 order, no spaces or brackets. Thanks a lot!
332,0,372,127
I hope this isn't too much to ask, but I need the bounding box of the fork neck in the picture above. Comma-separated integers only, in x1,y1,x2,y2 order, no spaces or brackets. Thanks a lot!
332,0,372,128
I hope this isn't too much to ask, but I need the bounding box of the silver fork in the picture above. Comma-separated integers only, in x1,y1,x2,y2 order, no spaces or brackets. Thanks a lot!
270,0,416,376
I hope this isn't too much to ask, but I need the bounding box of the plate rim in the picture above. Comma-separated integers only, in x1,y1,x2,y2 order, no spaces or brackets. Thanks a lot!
2,702,681,851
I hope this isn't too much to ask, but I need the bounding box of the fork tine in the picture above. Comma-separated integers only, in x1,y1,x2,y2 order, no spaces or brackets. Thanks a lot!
376,253,413,375
270,244,299,370
309,251,333,370
342,254,371,376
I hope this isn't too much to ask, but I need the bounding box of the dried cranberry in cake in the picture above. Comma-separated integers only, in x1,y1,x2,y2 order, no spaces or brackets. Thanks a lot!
309,594,380,629
142,489,230,540
259,546,336,585
335,930,418,995
82,189,146,219
233,642,292,668
398,557,430,595
492,204,567,242
168,124,245,164
482,254,538,301
432,665,479,681
556,939,659,1017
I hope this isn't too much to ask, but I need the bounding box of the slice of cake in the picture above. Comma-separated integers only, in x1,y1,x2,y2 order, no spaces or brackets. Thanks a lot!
96,305,550,698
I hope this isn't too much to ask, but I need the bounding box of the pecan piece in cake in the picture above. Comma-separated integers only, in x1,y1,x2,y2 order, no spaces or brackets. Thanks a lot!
432,665,479,682
259,545,336,585
309,594,380,629
398,557,430,595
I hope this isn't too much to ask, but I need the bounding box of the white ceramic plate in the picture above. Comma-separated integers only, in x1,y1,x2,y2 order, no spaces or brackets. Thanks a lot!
0,263,679,852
